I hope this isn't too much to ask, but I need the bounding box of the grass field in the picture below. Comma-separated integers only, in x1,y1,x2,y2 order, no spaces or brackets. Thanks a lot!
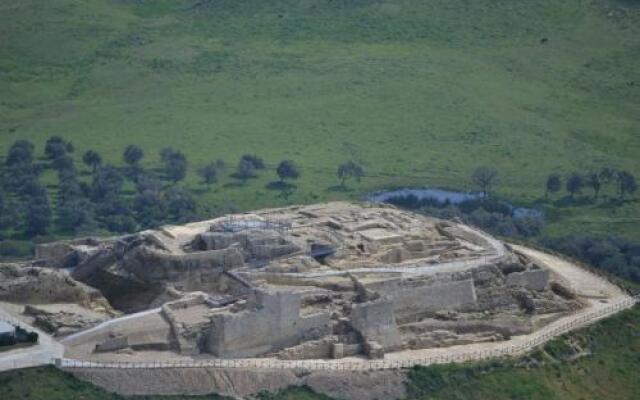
1,0,639,239
2,305,639,400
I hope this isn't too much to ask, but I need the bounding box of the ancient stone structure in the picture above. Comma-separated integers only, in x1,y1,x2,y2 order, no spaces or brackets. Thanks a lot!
207,291,331,358
1,202,584,362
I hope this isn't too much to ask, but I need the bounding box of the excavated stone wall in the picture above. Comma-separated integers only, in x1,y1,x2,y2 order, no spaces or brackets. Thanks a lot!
122,247,245,282
206,291,331,358
350,299,402,351
364,278,477,321
195,229,301,261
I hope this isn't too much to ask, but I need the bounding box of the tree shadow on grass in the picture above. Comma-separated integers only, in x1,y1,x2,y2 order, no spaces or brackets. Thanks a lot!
595,197,638,210
266,181,296,191
265,181,297,200
553,195,595,208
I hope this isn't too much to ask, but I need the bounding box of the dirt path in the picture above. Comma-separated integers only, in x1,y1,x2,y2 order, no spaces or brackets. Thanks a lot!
512,245,624,299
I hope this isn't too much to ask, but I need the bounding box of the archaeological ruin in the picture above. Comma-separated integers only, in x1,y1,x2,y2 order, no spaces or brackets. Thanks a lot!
1,202,592,362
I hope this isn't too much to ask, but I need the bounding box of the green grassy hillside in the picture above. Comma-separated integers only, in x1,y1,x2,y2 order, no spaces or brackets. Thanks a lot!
1,0,639,239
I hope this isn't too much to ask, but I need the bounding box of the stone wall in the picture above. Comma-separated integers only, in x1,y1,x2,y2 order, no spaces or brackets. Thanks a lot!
365,279,477,321
277,338,335,360
206,291,331,358
196,230,300,261
122,246,245,282
350,299,402,351
436,223,491,249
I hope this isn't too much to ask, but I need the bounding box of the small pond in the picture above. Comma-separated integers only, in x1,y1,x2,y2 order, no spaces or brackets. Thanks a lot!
365,187,543,220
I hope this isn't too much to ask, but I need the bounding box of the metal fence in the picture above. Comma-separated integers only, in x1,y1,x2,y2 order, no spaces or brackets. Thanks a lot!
57,295,639,372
